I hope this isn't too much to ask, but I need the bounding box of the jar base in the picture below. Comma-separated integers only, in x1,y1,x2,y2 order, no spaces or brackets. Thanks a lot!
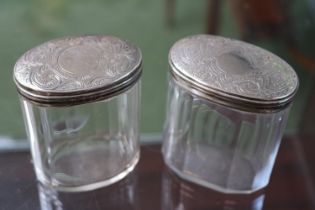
38,151,140,192
163,145,267,195
164,159,266,194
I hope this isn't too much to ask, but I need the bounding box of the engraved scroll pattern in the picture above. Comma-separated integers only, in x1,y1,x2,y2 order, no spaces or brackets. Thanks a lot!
14,36,141,92
171,35,298,100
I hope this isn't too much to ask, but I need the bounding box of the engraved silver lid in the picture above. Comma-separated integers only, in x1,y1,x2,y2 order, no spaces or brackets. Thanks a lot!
13,35,142,106
169,35,299,112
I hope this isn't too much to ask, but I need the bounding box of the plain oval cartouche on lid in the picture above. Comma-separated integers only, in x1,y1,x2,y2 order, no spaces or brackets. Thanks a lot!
13,35,142,106
169,34,299,112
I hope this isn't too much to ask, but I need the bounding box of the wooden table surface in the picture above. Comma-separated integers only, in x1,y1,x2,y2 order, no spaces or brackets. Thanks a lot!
0,136,314,210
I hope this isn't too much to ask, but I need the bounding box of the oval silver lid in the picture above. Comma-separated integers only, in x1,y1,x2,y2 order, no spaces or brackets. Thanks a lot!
14,35,142,106
169,34,299,112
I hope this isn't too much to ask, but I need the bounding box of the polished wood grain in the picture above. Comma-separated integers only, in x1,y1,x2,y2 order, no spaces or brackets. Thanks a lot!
0,136,314,210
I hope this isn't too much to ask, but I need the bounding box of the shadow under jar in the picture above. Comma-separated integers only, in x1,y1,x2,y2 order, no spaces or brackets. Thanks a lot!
162,35,299,194
13,35,142,192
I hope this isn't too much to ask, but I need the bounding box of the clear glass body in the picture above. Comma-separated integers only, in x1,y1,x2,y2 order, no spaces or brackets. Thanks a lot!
162,79,290,194
20,82,140,192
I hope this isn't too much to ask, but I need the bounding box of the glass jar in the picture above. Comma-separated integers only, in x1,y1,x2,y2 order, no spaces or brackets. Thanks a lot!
162,35,299,194
13,35,142,192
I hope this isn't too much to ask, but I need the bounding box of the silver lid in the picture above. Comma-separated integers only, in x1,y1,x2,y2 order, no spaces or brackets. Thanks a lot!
169,35,299,112
14,35,142,106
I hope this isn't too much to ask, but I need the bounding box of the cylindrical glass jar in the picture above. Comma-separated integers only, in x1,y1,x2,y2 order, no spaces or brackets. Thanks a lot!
13,35,142,192
162,35,299,194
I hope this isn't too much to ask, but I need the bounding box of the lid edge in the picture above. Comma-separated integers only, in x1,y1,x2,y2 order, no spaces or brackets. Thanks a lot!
16,66,142,106
169,62,298,112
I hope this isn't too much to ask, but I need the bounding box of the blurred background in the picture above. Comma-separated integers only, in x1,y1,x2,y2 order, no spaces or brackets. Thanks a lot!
0,0,315,147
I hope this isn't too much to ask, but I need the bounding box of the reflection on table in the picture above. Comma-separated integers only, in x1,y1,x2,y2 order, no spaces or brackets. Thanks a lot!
0,137,314,210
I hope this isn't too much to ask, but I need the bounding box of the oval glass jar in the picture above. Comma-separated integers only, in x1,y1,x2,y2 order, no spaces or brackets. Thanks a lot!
13,35,142,192
162,35,298,194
